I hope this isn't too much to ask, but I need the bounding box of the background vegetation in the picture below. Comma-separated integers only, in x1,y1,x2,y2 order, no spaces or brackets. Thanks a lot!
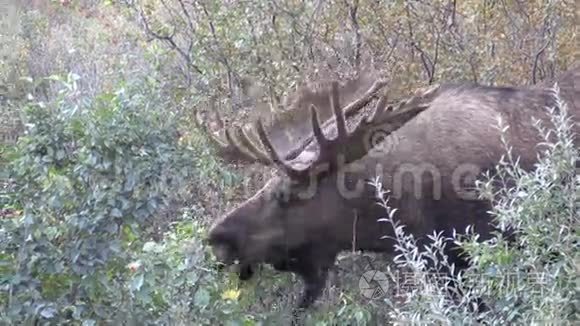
0,0,577,325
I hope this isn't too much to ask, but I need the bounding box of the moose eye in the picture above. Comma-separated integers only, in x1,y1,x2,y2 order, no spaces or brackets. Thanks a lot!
272,185,294,205
273,189,288,202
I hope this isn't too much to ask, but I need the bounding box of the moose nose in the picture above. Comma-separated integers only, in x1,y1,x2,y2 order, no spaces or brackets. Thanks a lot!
210,242,234,264
215,262,226,271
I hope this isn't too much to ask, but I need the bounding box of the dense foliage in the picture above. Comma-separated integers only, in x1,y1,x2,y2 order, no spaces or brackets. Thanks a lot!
0,1,577,325
125,0,577,122
2,74,190,322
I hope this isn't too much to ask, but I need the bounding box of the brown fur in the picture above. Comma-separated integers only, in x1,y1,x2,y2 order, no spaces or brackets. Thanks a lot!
207,63,580,309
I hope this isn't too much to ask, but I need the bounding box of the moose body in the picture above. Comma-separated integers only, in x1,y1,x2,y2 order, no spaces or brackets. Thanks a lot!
206,64,580,309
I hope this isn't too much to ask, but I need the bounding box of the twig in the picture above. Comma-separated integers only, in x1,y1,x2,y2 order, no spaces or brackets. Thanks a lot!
135,4,203,75
344,0,361,72
532,40,550,84
352,209,358,253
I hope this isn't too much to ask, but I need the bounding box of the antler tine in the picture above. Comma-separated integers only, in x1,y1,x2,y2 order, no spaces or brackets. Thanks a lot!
365,94,390,124
300,81,352,171
275,76,389,164
215,107,226,128
310,104,327,147
236,125,273,165
374,94,389,113
330,81,347,139
195,109,268,164
256,118,304,178
223,127,262,161
355,84,441,144
195,111,228,148
342,79,388,116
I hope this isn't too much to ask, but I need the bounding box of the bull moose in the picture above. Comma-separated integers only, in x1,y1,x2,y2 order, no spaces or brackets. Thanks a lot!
202,64,579,309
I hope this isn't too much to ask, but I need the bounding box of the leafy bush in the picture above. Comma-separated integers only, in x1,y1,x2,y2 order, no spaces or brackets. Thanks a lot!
371,84,578,325
121,214,256,325
0,73,202,324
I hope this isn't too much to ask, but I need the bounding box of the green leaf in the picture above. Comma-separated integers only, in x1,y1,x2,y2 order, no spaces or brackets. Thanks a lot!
226,320,242,326
243,320,256,326
111,208,122,218
40,307,57,319
130,274,144,292
82,320,96,326
143,241,162,253
355,310,365,323
194,288,210,307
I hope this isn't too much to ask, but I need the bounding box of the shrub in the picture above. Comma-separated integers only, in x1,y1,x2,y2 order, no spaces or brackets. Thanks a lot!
0,73,202,324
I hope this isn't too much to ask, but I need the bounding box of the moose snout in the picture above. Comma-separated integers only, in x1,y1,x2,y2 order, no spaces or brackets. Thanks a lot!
208,240,256,281
209,242,234,265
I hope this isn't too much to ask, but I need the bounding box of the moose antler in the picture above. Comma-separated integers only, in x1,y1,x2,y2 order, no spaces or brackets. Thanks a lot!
254,81,438,180
194,108,272,165
197,74,387,166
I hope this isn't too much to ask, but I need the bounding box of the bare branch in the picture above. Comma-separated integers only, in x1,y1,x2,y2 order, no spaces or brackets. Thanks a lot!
134,3,203,76
343,0,361,71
